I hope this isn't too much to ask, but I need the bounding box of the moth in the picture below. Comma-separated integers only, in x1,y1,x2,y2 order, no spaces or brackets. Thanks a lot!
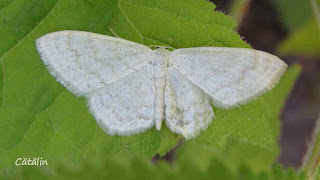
36,31,287,139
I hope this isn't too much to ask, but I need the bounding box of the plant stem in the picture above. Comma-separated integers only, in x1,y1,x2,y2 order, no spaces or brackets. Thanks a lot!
310,0,320,30
302,112,320,177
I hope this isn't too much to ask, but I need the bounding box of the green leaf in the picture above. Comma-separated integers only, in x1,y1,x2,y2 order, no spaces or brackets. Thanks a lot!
109,0,248,48
277,19,320,57
0,0,14,10
0,0,249,173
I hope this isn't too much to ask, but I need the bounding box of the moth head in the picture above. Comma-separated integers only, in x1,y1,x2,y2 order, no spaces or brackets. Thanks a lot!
149,45,175,51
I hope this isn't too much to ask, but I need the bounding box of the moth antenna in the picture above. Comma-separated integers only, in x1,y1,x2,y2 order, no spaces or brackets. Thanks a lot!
109,27,121,38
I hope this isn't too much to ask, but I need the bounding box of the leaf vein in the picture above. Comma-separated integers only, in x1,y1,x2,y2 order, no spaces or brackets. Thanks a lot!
0,61,5,109
121,0,230,29
0,0,60,62
121,0,229,46
118,0,144,44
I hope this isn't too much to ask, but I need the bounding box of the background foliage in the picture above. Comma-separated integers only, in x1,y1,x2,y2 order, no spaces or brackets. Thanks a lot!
272,0,320,56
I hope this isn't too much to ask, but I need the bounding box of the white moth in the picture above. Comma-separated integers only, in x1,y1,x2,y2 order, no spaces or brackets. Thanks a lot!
36,31,287,139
